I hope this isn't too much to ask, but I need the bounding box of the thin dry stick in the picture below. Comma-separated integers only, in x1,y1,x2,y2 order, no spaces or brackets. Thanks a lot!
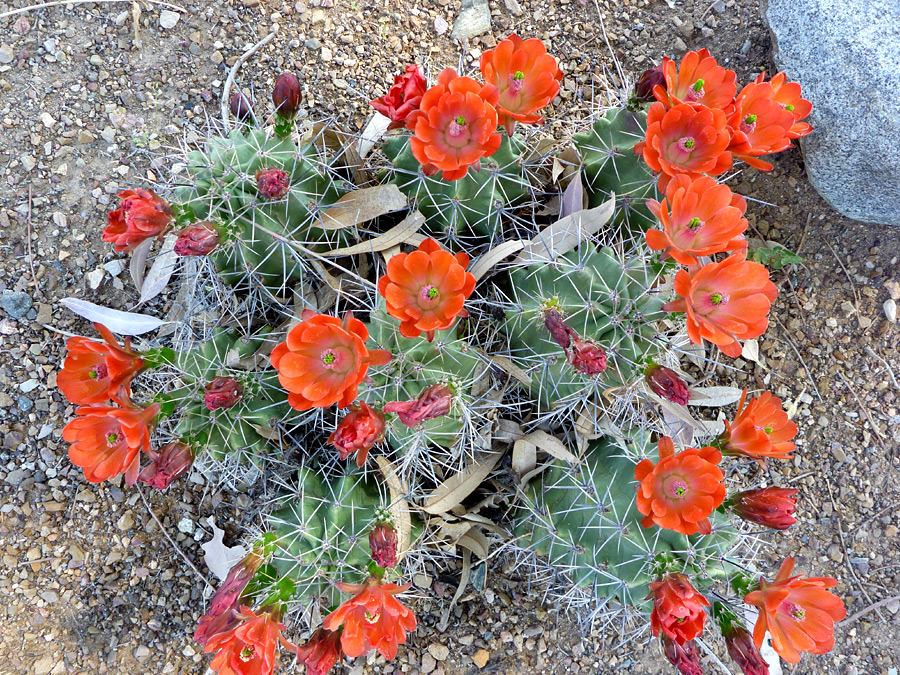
840,593,900,626
138,485,212,587
26,185,39,296
221,31,277,132
0,0,185,20
863,345,900,390
824,239,862,311
836,370,886,444
772,316,824,403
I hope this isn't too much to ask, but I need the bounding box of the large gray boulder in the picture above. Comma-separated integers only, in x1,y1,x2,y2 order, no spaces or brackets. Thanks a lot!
761,0,900,226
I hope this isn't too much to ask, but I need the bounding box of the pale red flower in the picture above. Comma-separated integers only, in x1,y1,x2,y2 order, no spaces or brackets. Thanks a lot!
663,253,777,358
723,622,770,675
195,551,264,647
138,442,194,490
175,221,220,256
57,323,144,405
655,48,737,112
755,71,813,139
405,68,502,181
271,310,391,411
721,389,797,462
728,487,798,530
744,557,846,664
204,376,244,411
567,337,607,376
384,383,453,427
377,238,476,341
369,522,399,568
204,606,296,675
103,188,174,253
727,82,795,171
634,436,725,536
371,65,428,130
480,34,563,136
661,635,703,675
648,573,710,644
329,402,386,466
296,628,343,675
256,167,290,199
644,363,691,406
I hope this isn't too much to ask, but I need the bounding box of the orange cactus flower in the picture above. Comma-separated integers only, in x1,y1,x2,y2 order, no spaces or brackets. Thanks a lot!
377,238,476,341
405,68,502,181
721,388,797,462
62,402,160,485
323,577,417,661
204,606,296,675
755,71,813,139
726,81,795,171
271,310,391,411
103,188,174,253
57,323,144,405
634,436,725,536
744,557,846,664
645,174,748,266
663,253,777,358
635,102,733,191
648,573,711,644
655,48,738,112
480,34,563,136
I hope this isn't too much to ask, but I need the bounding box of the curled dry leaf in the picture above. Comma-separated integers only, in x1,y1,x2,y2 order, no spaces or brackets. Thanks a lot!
318,184,407,230
469,240,526,282
60,298,165,336
201,517,248,581
324,210,425,257
512,439,537,478
138,234,178,304
375,456,412,558
687,386,743,407
522,429,578,463
422,450,503,515
559,167,585,219
129,237,154,292
741,338,762,365
513,195,615,264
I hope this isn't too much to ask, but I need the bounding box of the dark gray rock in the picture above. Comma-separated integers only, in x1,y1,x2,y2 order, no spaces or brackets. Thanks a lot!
1,290,33,319
762,0,900,226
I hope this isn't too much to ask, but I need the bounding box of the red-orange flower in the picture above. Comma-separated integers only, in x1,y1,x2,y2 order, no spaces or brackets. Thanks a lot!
204,606,296,675
634,436,725,535
755,71,813,139
663,253,777,358
329,402,386,466
744,557,846,664
57,323,144,405
323,577,417,660
271,310,391,411
103,188,174,253
727,82,795,171
648,573,710,644
721,389,797,462
296,628,343,675
480,34,563,136
645,174,748,266
377,238,476,341
405,68,502,181
635,102,733,191
62,402,160,485
654,49,737,112
371,65,428,130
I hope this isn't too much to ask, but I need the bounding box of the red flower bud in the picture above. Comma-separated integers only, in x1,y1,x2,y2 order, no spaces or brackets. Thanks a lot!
633,65,667,104
272,72,302,118
329,402,386,467
371,64,428,131
645,363,691,405
369,522,398,568
384,383,453,427
174,221,220,256
137,442,194,489
728,487,798,530
662,635,703,675
567,338,607,376
543,309,575,350
229,90,254,123
204,376,244,411
255,167,290,200
296,627,343,675
194,550,264,646
724,623,769,675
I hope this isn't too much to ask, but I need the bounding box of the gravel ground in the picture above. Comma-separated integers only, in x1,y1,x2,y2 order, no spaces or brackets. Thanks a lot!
1,0,899,673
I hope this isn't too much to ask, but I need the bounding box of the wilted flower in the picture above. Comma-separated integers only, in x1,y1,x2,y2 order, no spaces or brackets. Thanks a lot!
63,401,160,485
543,308,575,349
195,550,265,646
721,389,797,462
479,34,563,136
272,72,302,118
323,577,417,660
138,442,194,490
384,383,453,427
57,323,144,405
662,254,777,358
661,635,704,675
728,487,798,530
655,48,738,111
371,65,428,130
204,606,296,675
567,337,607,376
103,188,174,253
296,628,343,675
329,402,386,467
255,167,290,200
229,91,254,123
722,621,769,675
726,81,795,171
744,557,846,664
377,238,476,342
174,221,221,256
271,310,391,411
644,363,690,405
755,71,813,139
648,573,710,644
635,436,725,536
369,522,398,568
405,68,502,181
204,377,244,411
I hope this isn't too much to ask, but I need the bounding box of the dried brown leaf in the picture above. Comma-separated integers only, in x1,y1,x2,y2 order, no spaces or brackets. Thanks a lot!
324,210,425,257
318,185,407,230
422,450,503,515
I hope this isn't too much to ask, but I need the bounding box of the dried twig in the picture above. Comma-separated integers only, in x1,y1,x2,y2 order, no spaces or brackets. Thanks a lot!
863,346,900,390
26,184,39,296
836,371,886,444
0,0,186,20
839,593,900,627
772,316,824,403
221,32,277,132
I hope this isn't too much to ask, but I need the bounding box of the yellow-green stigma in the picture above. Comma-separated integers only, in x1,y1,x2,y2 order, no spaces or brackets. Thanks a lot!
710,293,724,305
692,78,705,92
688,217,702,230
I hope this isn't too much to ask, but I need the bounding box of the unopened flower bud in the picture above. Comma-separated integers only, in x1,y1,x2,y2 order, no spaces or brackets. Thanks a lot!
255,167,290,200
138,442,194,489
369,522,398,568
204,376,243,411
329,402,386,467
544,309,575,350
194,549,264,646
645,363,690,405
272,72,302,118
296,627,343,675
568,338,607,376
724,623,769,675
728,487,798,530
229,90,254,123
661,635,703,675
174,221,220,256
384,383,453,427
633,65,666,104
